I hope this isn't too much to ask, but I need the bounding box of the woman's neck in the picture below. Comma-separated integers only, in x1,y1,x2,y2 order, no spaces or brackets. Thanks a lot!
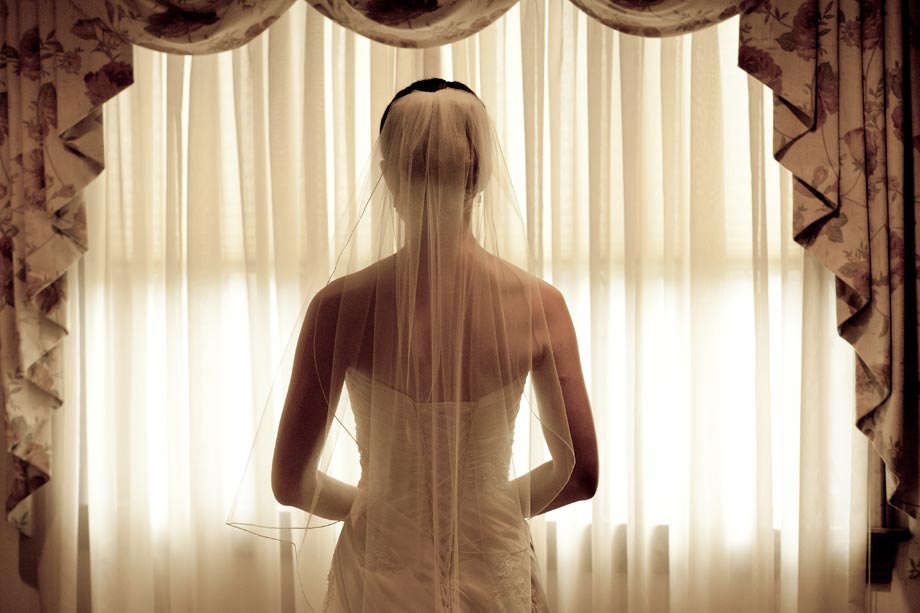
398,223,478,306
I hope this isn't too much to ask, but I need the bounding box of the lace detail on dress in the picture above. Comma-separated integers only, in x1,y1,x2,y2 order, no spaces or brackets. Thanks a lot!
494,553,530,608
530,565,549,613
478,453,515,493
491,549,548,613
323,566,336,612
366,535,405,571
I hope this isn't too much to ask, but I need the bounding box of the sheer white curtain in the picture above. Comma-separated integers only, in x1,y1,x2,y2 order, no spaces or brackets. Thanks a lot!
44,1,869,611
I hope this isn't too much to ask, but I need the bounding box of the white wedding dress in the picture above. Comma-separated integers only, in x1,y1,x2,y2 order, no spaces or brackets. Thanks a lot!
228,83,576,613
322,367,549,612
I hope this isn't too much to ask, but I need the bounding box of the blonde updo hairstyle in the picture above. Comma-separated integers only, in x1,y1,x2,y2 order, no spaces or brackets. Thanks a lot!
378,79,492,209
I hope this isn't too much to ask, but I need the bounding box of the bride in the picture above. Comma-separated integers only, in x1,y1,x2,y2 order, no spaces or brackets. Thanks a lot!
268,79,597,612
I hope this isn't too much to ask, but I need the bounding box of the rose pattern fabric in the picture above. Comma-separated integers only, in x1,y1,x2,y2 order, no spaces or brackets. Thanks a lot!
1,0,133,534
739,0,919,518
568,0,762,37
73,0,294,54
76,0,759,51
307,0,518,48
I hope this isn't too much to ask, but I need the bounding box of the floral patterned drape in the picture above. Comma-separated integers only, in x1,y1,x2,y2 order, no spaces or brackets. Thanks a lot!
308,0,519,47
739,0,919,517
1,0,134,534
569,0,761,37
308,0,759,45
75,0,294,54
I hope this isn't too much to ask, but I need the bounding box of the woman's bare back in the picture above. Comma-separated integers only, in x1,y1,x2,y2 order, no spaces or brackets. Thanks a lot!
328,247,549,402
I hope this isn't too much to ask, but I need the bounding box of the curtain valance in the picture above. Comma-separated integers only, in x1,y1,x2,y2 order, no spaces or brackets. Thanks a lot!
306,0,757,46
3,0,917,535
570,0,761,37
74,0,294,54
72,0,755,51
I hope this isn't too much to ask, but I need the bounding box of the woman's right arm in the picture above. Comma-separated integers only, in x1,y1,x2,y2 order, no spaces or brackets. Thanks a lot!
512,281,598,517
271,283,358,521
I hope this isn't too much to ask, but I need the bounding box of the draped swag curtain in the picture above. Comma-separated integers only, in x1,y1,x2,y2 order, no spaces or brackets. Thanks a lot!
739,0,920,518
1,0,134,534
1,0,916,541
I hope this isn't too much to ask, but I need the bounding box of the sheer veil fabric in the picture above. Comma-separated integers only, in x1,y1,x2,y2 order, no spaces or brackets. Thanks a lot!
228,83,578,611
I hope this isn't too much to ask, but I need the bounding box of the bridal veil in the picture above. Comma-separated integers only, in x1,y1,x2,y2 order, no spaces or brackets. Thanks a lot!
228,80,577,611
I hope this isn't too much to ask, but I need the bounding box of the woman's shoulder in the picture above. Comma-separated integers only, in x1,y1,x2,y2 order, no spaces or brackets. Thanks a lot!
305,259,395,343
487,255,566,308
312,256,397,303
